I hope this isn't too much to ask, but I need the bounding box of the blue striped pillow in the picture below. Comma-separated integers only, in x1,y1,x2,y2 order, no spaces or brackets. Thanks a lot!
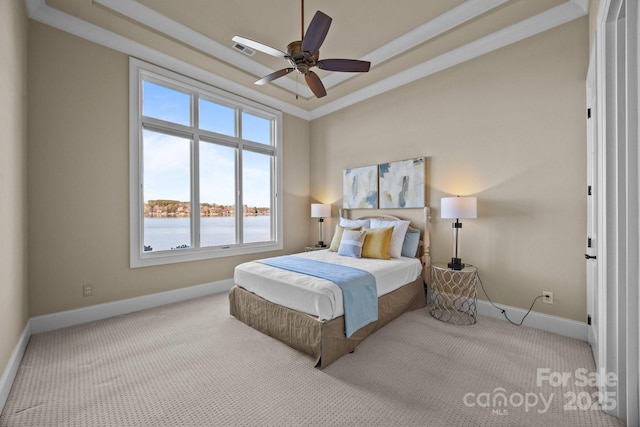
338,229,366,258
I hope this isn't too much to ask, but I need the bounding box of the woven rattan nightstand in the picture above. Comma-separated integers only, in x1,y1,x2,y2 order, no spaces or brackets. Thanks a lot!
430,262,478,325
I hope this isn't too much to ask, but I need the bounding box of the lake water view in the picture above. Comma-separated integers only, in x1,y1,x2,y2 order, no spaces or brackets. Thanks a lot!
144,216,271,251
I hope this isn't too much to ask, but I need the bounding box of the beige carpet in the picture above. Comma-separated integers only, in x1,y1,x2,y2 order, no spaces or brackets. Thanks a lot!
0,292,625,426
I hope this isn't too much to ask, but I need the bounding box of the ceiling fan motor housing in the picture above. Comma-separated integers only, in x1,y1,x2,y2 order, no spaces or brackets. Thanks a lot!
286,41,319,74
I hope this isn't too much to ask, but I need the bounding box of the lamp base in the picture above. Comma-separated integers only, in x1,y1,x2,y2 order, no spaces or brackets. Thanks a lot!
448,258,465,270
315,241,327,248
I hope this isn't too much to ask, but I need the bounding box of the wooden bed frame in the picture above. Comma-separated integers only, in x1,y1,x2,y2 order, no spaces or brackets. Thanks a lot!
229,211,431,368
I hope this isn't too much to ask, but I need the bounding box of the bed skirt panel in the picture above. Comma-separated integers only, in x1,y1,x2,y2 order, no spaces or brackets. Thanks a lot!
229,275,426,368
228,285,323,359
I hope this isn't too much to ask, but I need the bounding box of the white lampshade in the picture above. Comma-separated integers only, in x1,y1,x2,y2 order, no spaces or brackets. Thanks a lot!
311,203,331,218
441,197,477,219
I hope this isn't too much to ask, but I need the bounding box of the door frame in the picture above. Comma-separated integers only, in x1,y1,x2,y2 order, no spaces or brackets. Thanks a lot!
592,0,639,422
585,46,602,369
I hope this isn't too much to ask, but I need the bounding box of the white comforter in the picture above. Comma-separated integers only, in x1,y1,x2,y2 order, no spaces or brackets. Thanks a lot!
233,250,422,321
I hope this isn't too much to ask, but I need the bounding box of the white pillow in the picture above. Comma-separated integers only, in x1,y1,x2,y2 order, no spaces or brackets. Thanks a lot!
369,219,410,258
339,218,371,229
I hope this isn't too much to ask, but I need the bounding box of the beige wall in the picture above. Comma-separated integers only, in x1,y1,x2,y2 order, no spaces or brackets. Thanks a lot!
0,0,29,373
311,18,589,322
22,12,589,321
27,22,310,316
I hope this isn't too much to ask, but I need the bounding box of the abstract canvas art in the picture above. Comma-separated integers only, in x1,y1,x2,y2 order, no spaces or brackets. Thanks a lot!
378,157,425,208
343,165,378,209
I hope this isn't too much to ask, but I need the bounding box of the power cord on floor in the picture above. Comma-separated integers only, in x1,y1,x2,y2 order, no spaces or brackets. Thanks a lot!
468,265,543,326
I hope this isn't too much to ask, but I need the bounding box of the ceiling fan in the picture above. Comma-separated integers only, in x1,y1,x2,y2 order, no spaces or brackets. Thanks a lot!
232,1,371,98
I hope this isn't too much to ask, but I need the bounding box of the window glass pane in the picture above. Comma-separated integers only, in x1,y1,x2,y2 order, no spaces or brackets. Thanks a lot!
143,81,191,126
199,99,236,136
242,150,272,243
242,112,271,145
132,61,282,267
200,141,236,247
143,130,191,251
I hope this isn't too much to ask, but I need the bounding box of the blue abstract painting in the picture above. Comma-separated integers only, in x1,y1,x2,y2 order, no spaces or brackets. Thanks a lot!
343,165,378,209
379,157,425,208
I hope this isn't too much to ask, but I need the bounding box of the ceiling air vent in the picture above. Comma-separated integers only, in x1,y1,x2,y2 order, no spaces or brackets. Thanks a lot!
233,43,255,56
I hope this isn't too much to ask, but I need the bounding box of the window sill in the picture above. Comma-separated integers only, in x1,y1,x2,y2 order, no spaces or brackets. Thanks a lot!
130,241,283,268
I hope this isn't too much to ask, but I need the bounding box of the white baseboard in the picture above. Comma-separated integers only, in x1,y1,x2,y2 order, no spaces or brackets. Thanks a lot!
30,279,235,334
476,299,588,341
3,280,586,415
0,320,31,414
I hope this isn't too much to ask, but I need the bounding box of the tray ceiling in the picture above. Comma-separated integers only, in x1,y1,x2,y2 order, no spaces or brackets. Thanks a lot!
27,0,588,119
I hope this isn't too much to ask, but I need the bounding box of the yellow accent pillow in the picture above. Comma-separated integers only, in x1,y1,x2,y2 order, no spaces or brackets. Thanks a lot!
329,225,361,252
361,227,393,260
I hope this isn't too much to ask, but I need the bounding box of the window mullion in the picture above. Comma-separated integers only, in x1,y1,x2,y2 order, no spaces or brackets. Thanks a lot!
236,144,243,244
236,109,243,244
270,153,276,241
242,141,275,156
192,94,200,250
142,121,193,140
270,117,276,242
191,136,200,250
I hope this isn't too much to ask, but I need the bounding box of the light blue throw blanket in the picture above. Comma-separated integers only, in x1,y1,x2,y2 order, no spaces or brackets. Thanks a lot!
261,256,378,338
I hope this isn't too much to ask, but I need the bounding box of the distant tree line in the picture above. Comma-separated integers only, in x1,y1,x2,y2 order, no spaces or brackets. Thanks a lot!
144,200,269,217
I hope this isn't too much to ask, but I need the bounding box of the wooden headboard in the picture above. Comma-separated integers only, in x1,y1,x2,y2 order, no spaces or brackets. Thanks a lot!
339,208,431,284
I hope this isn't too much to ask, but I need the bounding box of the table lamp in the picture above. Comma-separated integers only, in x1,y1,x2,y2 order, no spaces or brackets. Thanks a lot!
441,196,477,270
311,203,331,248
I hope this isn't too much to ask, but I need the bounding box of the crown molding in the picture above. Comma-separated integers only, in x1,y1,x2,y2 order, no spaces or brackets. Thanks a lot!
93,0,312,98
25,0,311,120
570,0,590,14
26,0,588,121
309,0,589,119
321,0,510,89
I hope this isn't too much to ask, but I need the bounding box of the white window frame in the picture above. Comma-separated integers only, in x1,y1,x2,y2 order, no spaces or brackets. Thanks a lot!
129,58,283,268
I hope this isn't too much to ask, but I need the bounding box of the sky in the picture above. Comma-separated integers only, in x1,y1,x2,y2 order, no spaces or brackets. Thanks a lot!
142,81,272,207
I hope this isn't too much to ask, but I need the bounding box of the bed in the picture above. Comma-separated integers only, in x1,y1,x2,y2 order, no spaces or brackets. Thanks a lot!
229,212,431,368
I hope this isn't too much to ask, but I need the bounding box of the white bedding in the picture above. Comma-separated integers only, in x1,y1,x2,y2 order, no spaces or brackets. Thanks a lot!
233,250,422,321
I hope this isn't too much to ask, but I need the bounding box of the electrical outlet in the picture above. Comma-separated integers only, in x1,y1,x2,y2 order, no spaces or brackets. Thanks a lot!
82,284,94,297
542,291,553,304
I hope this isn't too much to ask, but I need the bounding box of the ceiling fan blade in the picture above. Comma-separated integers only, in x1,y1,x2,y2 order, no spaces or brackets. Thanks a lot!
255,68,295,85
232,35,287,59
301,11,332,56
305,71,327,98
317,59,371,73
